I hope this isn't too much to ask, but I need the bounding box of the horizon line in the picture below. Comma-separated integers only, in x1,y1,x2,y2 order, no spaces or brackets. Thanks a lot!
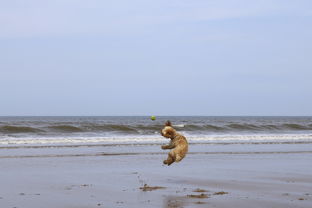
0,115,312,117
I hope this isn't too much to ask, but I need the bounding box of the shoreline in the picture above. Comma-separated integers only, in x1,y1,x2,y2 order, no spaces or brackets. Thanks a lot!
1,144,312,208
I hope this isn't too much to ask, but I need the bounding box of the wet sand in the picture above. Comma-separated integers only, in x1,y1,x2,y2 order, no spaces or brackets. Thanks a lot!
0,143,312,208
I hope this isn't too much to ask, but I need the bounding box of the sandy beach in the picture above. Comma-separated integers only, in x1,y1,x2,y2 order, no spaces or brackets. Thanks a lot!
1,141,312,208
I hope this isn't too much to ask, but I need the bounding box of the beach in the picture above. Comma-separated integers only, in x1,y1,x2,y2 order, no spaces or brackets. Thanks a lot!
2,0,311,206
1,141,312,208
1,116,312,207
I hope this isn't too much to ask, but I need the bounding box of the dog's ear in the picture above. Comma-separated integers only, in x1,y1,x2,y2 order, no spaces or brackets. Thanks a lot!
166,128,175,137
165,120,172,126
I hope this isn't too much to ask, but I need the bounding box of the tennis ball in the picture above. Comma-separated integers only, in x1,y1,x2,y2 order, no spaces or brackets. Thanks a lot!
150,116,156,121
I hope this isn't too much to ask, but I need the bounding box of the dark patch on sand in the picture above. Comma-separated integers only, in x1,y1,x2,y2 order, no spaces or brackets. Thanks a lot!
194,201,207,204
66,184,92,190
140,184,166,191
187,193,209,199
298,198,305,200
213,191,228,195
80,184,92,187
193,188,208,193
165,196,187,208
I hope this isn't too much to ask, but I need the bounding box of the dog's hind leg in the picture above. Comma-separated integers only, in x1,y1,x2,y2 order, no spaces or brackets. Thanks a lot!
163,151,175,166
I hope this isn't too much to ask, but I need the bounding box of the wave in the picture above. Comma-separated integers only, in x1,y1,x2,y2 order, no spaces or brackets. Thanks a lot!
1,123,312,135
86,124,139,133
181,124,224,131
1,134,312,146
226,124,260,130
47,125,83,132
281,124,310,130
2,140,312,150
225,123,312,131
176,123,312,132
0,125,43,133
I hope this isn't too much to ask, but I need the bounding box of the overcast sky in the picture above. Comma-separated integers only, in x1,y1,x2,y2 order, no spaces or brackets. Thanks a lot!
0,0,311,116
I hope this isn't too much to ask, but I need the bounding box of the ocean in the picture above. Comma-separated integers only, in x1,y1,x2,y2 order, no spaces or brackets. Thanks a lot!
1,116,312,146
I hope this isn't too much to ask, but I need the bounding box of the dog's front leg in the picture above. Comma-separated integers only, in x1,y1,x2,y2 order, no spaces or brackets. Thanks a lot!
161,140,175,149
161,143,175,150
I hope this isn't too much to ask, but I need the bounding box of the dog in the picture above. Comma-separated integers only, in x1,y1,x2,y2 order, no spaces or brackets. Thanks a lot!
161,121,188,166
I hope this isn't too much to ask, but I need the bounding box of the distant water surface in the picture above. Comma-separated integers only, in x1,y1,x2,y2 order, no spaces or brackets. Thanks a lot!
0,116,312,145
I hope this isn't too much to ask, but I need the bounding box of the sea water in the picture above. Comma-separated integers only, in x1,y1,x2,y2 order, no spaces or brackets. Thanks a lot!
0,116,312,146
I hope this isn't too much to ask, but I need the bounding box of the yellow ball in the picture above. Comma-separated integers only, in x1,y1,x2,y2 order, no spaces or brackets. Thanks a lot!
150,116,156,121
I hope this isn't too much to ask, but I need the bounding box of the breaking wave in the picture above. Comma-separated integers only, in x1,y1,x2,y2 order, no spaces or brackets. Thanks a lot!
47,125,83,132
1,134,312,146
0,125,43,133
0,123,312,134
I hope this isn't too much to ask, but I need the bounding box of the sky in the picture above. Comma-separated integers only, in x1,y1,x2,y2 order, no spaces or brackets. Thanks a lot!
0,0,311,116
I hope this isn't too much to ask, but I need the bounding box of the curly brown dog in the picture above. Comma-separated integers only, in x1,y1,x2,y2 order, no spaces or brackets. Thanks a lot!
161,121,188,166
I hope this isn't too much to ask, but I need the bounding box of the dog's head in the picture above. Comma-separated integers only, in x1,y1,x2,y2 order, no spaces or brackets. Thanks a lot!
161,121,176,139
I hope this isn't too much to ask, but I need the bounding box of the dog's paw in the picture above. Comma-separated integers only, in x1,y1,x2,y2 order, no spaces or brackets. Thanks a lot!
161,145,166,150
163,160,168,164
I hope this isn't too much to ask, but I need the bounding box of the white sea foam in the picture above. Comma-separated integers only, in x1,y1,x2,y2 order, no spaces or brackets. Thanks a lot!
173,124,185,128
1,134,312,146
